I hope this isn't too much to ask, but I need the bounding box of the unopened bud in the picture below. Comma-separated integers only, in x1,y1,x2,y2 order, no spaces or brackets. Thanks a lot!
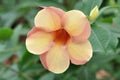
89,6,99,21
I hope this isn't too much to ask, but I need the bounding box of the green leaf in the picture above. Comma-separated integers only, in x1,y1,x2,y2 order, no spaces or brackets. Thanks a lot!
89,26,111,53
1,11,22,27
39,73,55,80
11,24,22,45
118,0,120,5
16,1,66,11
97,23,118,49
76,66,96,80
106,33,118,53
114,70,120,80
0,78,6,80
19,51,39,70
74,0,103,15
89,53,117,64
0,42,16,62
113,14,120,27
2,0,16,9
0,28,13,41
111,14,120,37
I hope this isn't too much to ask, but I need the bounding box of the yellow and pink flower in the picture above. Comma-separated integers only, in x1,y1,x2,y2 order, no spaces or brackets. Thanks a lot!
26,6,93,74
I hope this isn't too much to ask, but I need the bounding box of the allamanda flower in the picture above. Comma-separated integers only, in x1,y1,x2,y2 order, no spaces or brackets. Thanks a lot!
26,6,93,74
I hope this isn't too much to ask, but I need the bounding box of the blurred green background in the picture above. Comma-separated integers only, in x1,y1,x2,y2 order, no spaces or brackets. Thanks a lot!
0,0,120,80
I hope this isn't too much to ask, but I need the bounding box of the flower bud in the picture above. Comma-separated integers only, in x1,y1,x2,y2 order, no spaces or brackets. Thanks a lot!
89,6,99,21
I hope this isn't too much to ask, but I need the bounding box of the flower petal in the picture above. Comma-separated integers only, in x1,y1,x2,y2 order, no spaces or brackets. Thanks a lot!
72,21,91,42
45,45,70,74
47,7,65,18
34,7,63,32
26,27,54,55
63,10,91,41
67,40,92,65
40,53,48,69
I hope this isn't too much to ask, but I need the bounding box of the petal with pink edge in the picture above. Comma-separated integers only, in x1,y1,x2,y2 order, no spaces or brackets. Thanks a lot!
34,7,62,32
26,27,54,55
45,45,70,74
72,20,91,42
40,53,48,69
63,10,91,42
67,40,92,65
47,7,65,18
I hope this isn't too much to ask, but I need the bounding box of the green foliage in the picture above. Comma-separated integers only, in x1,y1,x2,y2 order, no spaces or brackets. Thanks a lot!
0,28,13,41
89,26,111,53
39,73,55,80
0,0,120,80
74,0,103,15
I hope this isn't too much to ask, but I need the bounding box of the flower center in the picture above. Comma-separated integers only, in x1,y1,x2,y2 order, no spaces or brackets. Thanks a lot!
54,29,70,45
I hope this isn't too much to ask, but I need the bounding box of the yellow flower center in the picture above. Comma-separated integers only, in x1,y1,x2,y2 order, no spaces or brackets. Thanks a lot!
54,29,70,45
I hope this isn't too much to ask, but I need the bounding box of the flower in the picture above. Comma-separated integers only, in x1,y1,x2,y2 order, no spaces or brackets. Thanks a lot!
89,6,99,21
26,6,93,74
